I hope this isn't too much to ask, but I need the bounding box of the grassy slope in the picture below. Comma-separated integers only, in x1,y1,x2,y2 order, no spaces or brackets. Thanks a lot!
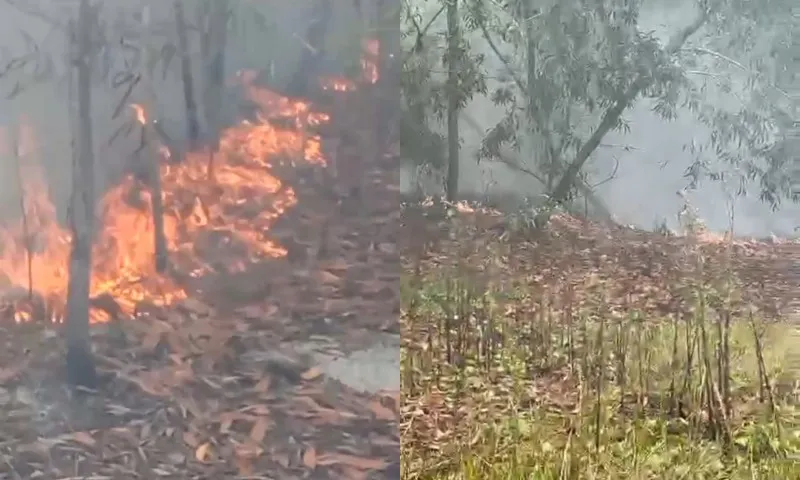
401,204,800,479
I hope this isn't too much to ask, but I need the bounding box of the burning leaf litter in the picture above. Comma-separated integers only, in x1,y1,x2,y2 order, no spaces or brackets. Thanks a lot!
0,42,398,478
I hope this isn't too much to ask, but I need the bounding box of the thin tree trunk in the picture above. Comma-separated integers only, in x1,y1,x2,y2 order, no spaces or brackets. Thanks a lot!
376,0,399,159
445,0,459,201
521,0,556,189
141,6,169,273
204,0,229,181
65,0,97,389
174,0,200,148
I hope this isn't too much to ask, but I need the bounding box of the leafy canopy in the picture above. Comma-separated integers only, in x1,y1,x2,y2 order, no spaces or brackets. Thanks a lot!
402,0,799,209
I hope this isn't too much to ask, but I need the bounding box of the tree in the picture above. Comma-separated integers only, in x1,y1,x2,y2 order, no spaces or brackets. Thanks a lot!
65,0,98,388
139,5,169,273
197,0,231,180
286,0,333,98
173,0,200,148
445,0,461,201
400,0,486,196
376,0,401,157
403,0,799,220
0,0,190,386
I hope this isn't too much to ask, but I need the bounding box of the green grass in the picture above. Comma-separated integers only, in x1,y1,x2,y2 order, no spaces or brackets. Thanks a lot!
401,269,800,480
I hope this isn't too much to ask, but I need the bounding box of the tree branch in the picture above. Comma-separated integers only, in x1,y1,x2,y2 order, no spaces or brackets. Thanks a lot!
548,9,709,208
477,12,560,188
462,112,613,220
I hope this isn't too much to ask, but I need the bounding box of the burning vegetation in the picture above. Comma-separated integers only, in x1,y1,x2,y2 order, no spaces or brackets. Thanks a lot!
0,0,400,476
0,39,381,325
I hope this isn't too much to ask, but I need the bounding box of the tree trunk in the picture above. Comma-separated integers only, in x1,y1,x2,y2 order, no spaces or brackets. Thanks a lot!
141,6,169,273
521,0,557,190
65,0,98,389
376,0,399,159
174,0,200,148
203,0,230,180
547,12,709,210
286,0,332,98
445,0,459,201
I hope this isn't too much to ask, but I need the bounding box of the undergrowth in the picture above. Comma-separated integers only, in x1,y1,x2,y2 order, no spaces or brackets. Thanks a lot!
400,204,800,480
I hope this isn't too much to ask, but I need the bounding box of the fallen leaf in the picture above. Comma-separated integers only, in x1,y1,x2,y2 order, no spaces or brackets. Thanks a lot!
316,270,341,284
368,400,396,421
249,417,269,443
317,453,388,470
339,466,370,480
236,304,278,320
273,452,290,468
254,377,271,393
183,431,200,448
219,413,234,434
301,366,322,381
179,298,211,316
234,441,263,459
236,455,254,476
70,431,96,447
195,442,212,462
241,403,270,415
302,446,317,469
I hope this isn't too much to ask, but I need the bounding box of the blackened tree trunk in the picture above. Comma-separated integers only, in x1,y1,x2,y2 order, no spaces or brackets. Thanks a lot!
65,0,98,389
142,6,169,273
203,0,230,180
174,0,200,148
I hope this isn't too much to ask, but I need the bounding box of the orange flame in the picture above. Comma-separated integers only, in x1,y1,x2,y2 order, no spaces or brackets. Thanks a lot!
0,79,333,323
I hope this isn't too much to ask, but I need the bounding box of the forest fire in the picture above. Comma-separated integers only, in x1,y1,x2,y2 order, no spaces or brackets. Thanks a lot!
0,78,333,323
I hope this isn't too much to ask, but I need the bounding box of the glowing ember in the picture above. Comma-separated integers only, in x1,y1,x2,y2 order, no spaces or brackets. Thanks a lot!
321,77,357,92
0,79,331,323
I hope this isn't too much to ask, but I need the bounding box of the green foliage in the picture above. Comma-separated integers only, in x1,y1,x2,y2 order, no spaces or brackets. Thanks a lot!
403,261,800,480
680,0,799,208
402,0,800,209
401,0,487,170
